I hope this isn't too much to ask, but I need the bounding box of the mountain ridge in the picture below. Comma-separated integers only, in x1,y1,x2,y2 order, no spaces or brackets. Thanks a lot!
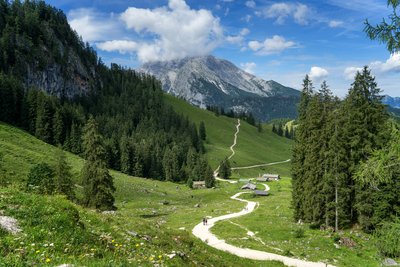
140,55,300,121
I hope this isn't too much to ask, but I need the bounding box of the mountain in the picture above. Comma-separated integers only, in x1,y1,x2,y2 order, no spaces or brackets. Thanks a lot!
383,95,400,109
140,55,300,121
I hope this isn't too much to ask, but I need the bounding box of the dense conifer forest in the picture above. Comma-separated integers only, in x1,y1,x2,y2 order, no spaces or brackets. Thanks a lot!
0,0,213,186
291,68,399,232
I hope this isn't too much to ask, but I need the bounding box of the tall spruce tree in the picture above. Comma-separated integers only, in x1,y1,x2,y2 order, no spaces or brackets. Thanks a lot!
291,75,314,221
199,121,206,141
219,157,231,179
342,67,389,224
81,116,116,211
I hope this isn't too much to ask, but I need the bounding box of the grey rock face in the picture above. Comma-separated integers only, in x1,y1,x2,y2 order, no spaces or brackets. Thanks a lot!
140,55,300,121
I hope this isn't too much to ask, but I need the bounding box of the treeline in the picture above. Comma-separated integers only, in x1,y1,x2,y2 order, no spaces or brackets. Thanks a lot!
292,67,399,232
271,123,295,139
206,105,258,126
0,0,214,187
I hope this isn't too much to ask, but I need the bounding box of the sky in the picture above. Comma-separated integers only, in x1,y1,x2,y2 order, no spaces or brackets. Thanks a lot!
46,0,399,97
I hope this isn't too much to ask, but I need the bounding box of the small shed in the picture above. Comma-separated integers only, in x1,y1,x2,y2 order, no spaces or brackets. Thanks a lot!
256,177,268,182
254,190,269,196
262,174,281,181
193,181,206,189
241,183,256,190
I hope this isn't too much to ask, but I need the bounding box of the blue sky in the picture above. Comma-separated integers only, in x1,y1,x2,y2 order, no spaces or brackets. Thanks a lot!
46,0,399,96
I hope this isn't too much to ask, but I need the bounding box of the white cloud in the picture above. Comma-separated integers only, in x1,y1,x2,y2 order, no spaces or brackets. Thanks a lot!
242,14,252,22
328,20,344,28
309,66,329,83
68,8,121,42
245,1,256,8
96,40,139,54
344,66,363,80
226,28,250,45
240,62,257,74
370,53,400,73
248,35,296,55
99,0,223,63
263,3,311,25
344,53,400,80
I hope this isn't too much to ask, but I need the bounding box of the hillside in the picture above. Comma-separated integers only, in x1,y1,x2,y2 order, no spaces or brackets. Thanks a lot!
164,94,293,177
0,122,383,267
142,55,300,121
0,122,285,266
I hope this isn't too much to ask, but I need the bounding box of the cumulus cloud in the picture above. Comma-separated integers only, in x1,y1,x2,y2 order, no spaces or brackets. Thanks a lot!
248,35,296,55
240,62,257,74
370,53,400,73
227,28,250,45
263,3,311,25
309,66,329,82
245,1,256,8
68,8,121,42
97,0,223,63
328,20,344,28
344,53,400,80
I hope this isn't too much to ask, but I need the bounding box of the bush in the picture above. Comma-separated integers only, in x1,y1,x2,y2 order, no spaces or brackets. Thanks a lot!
294,227,305,238
374,219,400,257
26,163,55,194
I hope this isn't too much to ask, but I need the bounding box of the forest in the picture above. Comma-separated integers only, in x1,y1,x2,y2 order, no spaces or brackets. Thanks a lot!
291,68,399,238
0,0,214,187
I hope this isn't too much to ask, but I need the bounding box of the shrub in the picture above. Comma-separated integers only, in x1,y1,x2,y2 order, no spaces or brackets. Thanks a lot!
294,227,305,238
26,163,55,194
374,219,400,257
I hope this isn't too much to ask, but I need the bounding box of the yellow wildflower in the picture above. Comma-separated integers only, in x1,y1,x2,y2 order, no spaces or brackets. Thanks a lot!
45,258,51,263
111,240,115,243
158,255,162,259
36,250,40,254
149,257,154,261
135,243,140,247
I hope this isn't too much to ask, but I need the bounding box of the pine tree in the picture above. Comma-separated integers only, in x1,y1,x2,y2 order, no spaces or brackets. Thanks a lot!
53,109,64,145
202,158,215,188
54,147,74,200
219,157,231,179
35,95,53,144
81,116,116,211
199,121,206,141
292,75,314,221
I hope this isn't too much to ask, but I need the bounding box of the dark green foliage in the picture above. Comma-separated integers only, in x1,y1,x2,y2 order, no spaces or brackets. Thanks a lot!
54,147,74,200
0,0,211,186
81,117,115,211
219,158,231,179
374,218,400,257
292,69,390,231
364,0,400,53
199,121,206,140
26,162,55,194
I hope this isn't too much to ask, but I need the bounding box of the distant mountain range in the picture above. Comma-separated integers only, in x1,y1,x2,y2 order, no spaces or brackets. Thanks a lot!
140,55,300,121
383,95,400,109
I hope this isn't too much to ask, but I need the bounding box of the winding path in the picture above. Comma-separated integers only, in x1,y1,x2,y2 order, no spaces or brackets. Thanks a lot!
214,119,241,179
193,119,335,266
231,159,291,170
192,184,335,267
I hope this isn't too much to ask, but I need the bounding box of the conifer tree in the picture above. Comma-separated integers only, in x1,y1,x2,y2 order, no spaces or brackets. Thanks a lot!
199,121,206,141
53,109,64,145
35,95,53,144
292,75,314,221
219,157,231,179
54,147,74,200
81,116,115,211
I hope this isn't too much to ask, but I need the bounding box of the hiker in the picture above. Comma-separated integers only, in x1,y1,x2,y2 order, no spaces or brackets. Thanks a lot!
205,218,208,225
202,218,205,225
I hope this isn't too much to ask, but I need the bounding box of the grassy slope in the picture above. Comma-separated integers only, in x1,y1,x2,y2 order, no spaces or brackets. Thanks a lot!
0,122,284,266
213,179,381,267
165,95,293,177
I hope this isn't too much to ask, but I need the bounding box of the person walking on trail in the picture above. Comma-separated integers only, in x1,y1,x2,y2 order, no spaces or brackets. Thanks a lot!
202,218,205,225
205,218,208,225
